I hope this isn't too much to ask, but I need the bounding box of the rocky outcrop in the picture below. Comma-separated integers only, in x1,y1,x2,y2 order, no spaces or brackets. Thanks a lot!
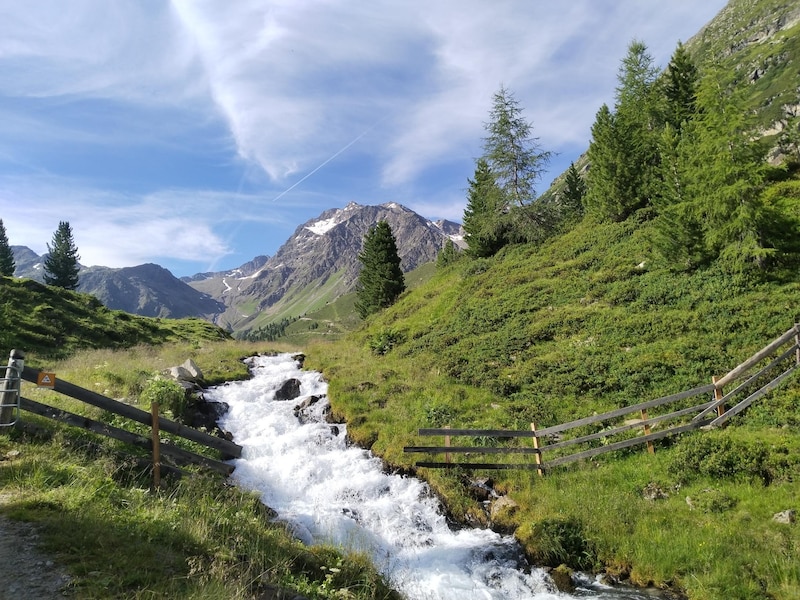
164,359,231,439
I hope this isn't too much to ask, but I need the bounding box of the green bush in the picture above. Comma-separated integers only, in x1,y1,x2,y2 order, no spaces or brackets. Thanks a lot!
523,517,596,571
669,431,770,483
140,378,188,421
368,328,404,355
688,488,738,513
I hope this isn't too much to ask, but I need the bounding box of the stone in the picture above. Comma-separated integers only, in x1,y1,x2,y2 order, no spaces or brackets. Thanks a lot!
642,482,669,501
168,365,193,382
489,496,519,534
293,395,324,424
773,509,796,525
274,378,302,401
181,359,204,382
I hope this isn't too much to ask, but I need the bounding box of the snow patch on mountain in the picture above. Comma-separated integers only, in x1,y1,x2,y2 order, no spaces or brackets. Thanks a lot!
305,217,339,236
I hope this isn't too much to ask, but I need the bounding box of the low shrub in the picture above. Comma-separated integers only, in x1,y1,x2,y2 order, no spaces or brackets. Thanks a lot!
521,517,597,571
668,431,770,484
140,378,188,421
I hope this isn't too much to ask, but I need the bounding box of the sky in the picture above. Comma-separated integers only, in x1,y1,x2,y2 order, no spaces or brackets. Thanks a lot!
0,1,728,278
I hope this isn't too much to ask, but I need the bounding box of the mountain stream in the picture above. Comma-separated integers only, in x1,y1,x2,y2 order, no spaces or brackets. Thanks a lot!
209,353,663,600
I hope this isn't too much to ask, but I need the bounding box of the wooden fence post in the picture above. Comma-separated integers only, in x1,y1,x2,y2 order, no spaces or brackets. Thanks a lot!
795,324,800,366
531,422,543,477
444,425,451,465
640,409,655,454
0,349,25,426
151,402,161,489
712,376,725,418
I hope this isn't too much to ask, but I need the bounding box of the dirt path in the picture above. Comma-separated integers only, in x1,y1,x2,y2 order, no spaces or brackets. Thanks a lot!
0,495,72,599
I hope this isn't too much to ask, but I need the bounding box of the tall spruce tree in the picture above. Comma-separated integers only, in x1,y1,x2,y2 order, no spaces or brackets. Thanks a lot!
462,158,507,257
44,221,81,290
586,40,661,221
561,162,587,218
0,219,15,277
663,42,699,132
354,221,405,319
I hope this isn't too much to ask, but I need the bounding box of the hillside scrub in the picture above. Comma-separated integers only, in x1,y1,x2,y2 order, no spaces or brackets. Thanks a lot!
0,277,230,363
305,213,800,599
0,341,398,600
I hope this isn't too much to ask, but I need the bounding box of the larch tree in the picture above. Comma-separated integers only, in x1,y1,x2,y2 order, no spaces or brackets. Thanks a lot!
679,69,773,270
0,219,15,277
354,221,405,319
436,238,460,268
483,85,552,209
43,221,81,290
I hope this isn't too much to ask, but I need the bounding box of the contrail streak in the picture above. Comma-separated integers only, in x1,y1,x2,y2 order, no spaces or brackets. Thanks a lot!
272,120,382,202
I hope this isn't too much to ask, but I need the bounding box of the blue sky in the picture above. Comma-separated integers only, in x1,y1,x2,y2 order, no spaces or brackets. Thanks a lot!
1,1,727,277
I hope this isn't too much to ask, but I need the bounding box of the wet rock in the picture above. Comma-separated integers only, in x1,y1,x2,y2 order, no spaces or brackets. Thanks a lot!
467,477,497,502
773,509,796,524
275,378,302,401
187,399,230,432
293,395,324,424
550,564,576,593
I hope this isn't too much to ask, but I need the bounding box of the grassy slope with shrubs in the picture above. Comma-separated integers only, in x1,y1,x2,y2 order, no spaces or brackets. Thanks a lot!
305,211,800,600
0,277,231,364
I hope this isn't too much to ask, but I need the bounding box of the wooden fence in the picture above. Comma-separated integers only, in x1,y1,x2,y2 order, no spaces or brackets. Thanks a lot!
405,323,800,473
0,350,242,484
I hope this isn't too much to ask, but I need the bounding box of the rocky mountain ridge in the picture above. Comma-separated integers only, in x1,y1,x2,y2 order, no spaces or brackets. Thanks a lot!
12,202,463,332
184,201,464,333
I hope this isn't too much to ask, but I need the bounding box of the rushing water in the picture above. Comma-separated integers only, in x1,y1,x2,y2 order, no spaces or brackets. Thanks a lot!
208,353,660,600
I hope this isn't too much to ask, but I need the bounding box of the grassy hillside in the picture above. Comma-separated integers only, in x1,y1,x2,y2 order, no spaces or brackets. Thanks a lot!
0,277,397,598
0,277,230,365
306,211,800,599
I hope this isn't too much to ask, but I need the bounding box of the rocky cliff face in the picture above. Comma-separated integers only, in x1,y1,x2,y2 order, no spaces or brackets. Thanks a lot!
185,202,464,333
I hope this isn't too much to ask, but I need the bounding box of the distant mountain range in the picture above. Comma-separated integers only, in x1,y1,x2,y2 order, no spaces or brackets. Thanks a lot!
12,202,464,334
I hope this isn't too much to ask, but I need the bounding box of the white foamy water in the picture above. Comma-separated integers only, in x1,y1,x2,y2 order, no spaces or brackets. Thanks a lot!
209,353,657,600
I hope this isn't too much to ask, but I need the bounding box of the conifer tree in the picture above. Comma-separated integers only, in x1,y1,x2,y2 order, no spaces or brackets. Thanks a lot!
679,69,773,270
663,42,699,131
0,219,15,277
586,40,661,221
483,86,552,209
436,239,460,268
462,158,507,257
354,221,405,319
561,162,587,218
44,221,81,290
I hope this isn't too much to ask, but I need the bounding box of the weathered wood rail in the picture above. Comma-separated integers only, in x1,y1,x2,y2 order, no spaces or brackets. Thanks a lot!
405,323,800,473
0,351,242,479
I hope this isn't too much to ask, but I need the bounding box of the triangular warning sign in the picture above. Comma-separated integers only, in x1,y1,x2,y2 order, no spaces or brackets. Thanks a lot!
37,372,56,388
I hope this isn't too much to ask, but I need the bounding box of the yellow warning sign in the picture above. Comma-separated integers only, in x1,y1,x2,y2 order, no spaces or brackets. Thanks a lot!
37,372,56,388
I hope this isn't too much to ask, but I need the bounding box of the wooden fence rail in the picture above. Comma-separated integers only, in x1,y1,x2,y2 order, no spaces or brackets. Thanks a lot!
0,351,241,479
405,323,800,473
